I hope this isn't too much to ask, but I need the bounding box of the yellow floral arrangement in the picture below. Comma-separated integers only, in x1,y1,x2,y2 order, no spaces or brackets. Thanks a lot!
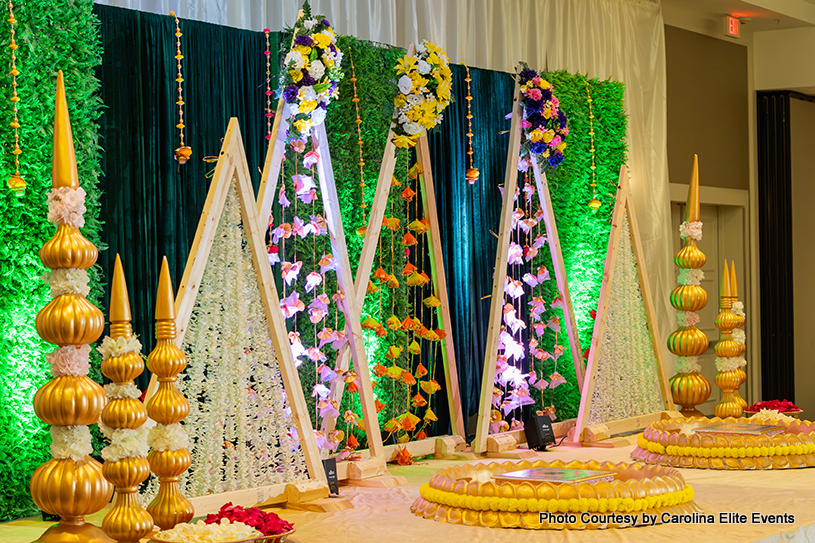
632,415,815,470
391,40,452,148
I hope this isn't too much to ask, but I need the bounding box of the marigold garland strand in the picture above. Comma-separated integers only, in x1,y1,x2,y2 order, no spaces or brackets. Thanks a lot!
171,11,191,164
6,1,23,194
464,65,479,185
586,77,600,210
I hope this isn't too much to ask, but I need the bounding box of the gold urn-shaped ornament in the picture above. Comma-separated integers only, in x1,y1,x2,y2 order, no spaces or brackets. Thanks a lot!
30,70,114,543
145,257,194,529
99,255,154,543
713,261,748,418
667,155,710,417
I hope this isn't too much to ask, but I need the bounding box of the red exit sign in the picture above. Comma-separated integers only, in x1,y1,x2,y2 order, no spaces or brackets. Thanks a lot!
724,15,740,38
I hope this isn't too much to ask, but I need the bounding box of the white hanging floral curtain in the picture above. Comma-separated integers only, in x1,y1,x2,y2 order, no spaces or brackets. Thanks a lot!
95,0,673,362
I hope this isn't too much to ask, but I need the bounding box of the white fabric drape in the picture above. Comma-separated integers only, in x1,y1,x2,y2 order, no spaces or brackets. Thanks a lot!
95,0,675,364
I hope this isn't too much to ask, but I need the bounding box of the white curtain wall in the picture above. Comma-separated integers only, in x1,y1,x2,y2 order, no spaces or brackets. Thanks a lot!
95,0,676,365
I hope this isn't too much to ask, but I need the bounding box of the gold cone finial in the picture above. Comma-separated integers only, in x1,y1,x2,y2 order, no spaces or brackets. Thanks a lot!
730,260,739,298
155,256,176,320
685,154,700,222
52,70,80,189
721,260,731,299
110,254,132,323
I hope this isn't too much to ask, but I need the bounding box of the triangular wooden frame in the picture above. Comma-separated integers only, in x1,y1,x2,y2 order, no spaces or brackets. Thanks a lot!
257,98,388,480
318,128,467,462
570,165,677,446
473,75,585,455
145,119,329,512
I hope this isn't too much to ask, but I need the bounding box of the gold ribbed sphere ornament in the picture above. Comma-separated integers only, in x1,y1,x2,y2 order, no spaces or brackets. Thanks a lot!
145,257,194,530
31,70,114,543
99,255,154,543
713,261,748,418
667,155,710,416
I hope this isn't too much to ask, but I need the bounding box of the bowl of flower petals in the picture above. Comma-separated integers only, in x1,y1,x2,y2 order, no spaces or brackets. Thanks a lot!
151,518,295,543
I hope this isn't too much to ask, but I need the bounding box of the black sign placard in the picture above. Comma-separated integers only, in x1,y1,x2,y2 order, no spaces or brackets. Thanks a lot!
523,414,556,451
322,457,339,495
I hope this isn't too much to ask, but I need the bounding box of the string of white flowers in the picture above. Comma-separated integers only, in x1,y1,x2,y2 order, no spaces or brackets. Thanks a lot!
178,182,307,498
50,425,93,461
715,355,746,372
715,301,748,373
675,356,701,374
588,211,663,426
679,220,702,241
42,268,90,297
148,423,189,451
98,335,142,360
677,268,704,286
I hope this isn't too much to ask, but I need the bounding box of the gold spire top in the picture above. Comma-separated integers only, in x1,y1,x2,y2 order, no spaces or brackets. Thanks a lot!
721,260,731,299
730,260,739,298
685,154,700,222
52,70,79,189
110,254,132,324
155,256,176,320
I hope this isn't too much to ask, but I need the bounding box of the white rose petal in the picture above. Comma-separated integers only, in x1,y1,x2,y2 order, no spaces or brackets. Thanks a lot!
309,60,325,80
406,94,423,105
398,75,413,95
304,19,316,30
417,60,431,75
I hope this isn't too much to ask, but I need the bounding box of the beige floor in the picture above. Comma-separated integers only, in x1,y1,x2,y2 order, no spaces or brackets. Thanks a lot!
4,444,814,543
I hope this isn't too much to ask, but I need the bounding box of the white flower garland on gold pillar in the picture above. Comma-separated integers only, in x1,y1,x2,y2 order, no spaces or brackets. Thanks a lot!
178,182,307,496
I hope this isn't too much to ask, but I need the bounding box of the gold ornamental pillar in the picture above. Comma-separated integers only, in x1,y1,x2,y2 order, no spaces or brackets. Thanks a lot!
100,255,154,543
30,71,114,543
713,261,747,418
145,257,194,529
667,155,711,417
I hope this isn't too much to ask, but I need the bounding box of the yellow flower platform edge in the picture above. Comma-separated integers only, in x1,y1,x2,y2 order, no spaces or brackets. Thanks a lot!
631,416,815,470
409,459,701,529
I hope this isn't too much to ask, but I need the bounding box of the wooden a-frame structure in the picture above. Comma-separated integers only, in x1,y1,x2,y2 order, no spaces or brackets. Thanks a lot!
145,119,330,514
257,94,391,482
570,165,679,446
473,73,585,455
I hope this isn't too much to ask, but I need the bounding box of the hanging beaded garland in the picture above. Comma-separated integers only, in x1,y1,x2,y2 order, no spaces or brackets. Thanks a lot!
464,65,479,185
263,29,273,140
586,77,601,210
6,1,24,195
171,11,191,164
350,46,368,231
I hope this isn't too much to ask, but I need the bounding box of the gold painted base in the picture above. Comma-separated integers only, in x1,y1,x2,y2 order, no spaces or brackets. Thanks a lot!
678,407,705,418
33,522,115,543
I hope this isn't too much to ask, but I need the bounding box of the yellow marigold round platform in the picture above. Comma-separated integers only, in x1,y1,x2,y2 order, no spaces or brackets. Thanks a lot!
631,416,815,470
409,459,700,529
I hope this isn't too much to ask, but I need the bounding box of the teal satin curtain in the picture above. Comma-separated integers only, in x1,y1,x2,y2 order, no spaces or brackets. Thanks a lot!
427,65,516,431
94,4,275,389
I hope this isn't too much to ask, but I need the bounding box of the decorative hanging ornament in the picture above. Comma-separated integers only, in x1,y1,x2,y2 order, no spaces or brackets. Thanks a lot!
263,29,274,140
350,46,368,233
6,1,24,195
585,77,601,210
464,65,479,185
171,11,191,164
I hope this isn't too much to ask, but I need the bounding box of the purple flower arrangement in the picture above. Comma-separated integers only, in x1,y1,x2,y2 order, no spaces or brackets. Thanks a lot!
515,65,569,172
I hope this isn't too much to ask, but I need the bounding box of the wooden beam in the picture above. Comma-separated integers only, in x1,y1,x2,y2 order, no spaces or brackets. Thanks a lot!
311,123,384,460
571,172,628,443
473,75,524,454
530,161,585,387
256,97,288,226
416,135,466,438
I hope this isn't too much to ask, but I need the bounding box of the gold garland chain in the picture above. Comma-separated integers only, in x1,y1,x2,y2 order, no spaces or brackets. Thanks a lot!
586,78,600,210
171,11,191,164
6,0,23,195
464,65,479,185
264,29,273,140
350,47,367,224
